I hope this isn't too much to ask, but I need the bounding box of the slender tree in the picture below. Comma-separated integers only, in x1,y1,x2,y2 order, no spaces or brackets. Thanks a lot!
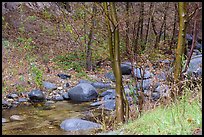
174,2,187,82
86,2,97,71
170,3,177,50
103,2,129,124
145,2,153,45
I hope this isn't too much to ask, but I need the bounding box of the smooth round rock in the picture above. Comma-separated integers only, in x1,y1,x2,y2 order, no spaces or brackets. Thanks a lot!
60,118,102,131
10,115,24,121
28,89,46,102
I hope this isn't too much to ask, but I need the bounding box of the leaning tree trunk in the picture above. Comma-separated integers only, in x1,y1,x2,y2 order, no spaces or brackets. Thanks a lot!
174,2,187,82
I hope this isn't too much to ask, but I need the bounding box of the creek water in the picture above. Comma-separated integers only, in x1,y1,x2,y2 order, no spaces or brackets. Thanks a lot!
2,100,102,135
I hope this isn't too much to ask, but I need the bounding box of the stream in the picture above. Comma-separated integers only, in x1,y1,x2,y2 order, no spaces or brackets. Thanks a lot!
2,100,102,135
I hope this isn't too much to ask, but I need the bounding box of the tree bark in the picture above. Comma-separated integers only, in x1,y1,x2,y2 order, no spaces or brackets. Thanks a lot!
183,16,198,73
103,2,129,124
174,2,187,82
171,3,177,50
86,2,97,71
145,3,153,45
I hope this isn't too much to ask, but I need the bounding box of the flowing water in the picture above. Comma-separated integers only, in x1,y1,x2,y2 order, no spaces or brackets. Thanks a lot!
2,100,102,135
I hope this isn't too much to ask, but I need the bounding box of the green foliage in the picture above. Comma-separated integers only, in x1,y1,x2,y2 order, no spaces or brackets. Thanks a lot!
26,15,37,22
16,84,26,93
2,39,10,49
113,86,202,135
30,63,43,88
17,37,35,52
53,51,85,72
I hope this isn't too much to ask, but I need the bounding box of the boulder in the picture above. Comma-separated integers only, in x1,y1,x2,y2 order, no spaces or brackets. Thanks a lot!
154,84,169,97
133,68,152,79
98,100,116,111
151,92,160,101
136,79,153,90
104,72,116,82
18,98,28,103
186,55,202,77
2,118,7,123
62,92,70,100
78,79,92,84
60,118,101,131
6,93,18,99
28,89,46,102
68,83,98,102
102,93,115,100
43,81,57,90
91,82,111,89
2,99,12,108
120,62,132,75
100,89,115,97
52,95,64,101
155,71,167,81
10,115,24,121
57,73,71,79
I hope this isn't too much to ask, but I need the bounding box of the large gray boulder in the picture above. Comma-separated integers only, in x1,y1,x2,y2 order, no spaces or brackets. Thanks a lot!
68,83,98,102
60,118,102,131
186,55,202,77
120,62,132,75
43,81,57,90
104,72,116,82
133,68,152,79
91,82,111,89
28,89,45,102
98,100,116,111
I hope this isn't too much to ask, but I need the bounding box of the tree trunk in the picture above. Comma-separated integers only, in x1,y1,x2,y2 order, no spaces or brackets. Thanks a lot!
103,2,129,124
110,2,125,124
174,2,187,82
170,3,177,50
163,2,169,41
86,2,97,71
125,2,130,56
145,3,153,45
183,16,198,73
140,2,144,41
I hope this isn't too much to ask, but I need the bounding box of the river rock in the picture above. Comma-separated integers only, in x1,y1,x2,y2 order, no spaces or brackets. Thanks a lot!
2,118,7,123
154,84,169,94
100,89,115,97
102,92,115,100
2,99,12,108
91,82,111,89
57,73,71,79
60,118,102,131
68,83,98,102
52,95,64,101
186,55,202,77
104,72,115,82
98,100,116,111
6,93,18,99
62,92,70,100
78,79,92,84
10,115,24,121
133,68,152,79
155,71,167,81
28,89,46,102
136,79,153,90
18,98,28,103
43,81,57,90
151,92,160,101
120,62,132,75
